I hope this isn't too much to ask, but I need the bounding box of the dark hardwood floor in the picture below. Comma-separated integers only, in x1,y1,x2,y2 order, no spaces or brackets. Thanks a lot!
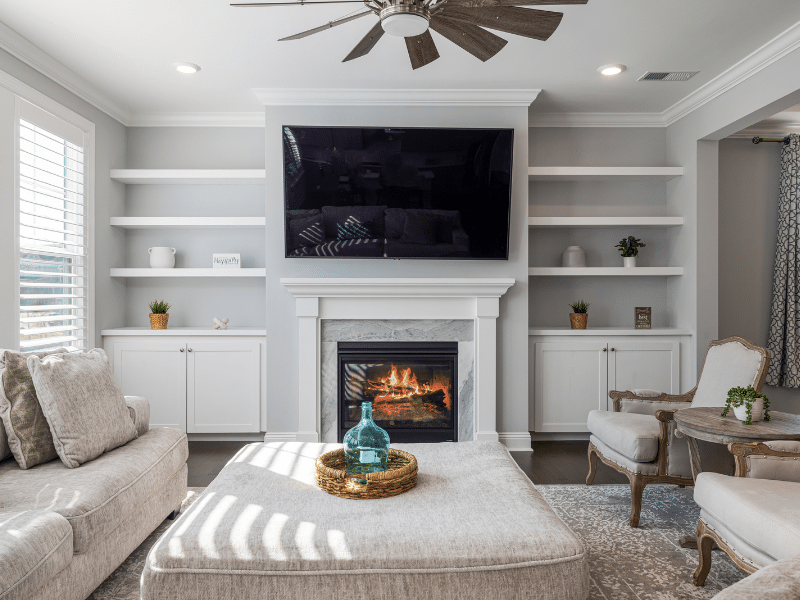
187,440,629,487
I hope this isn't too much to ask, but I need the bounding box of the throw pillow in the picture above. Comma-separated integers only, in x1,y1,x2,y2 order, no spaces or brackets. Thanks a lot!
0,348,66,469
337,216,374,240
401,211,437,245
27,349,137,468
288,214,324,250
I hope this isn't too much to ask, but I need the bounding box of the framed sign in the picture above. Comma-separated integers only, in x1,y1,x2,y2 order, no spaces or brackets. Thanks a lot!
212,253,241,268
635,307,651,329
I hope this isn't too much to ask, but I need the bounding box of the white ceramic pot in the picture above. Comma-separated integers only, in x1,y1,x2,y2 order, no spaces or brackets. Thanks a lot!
149,247,176,268
623,256,637,268
733,398,764,423
561,246,587,268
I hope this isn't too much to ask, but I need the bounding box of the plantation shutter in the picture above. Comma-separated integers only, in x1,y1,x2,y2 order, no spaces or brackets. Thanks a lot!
18,100,88,352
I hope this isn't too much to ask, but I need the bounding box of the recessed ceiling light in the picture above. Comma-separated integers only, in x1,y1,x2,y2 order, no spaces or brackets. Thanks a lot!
173,62,200,75
598,64,626,76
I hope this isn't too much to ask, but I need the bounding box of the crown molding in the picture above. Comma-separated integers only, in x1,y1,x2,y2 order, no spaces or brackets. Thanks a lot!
254,88,541,107
127,111,266,127
727,121,800,138
528,111,664,127
0,20,131,125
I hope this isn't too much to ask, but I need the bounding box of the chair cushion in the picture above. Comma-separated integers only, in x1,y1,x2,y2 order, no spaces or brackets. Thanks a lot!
0,427,187,554
694,472,800,560
0,510,73,600
691,341,764,408
587,410,660,462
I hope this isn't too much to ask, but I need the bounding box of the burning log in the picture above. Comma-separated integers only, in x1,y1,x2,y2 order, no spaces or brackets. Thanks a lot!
367,388,446,407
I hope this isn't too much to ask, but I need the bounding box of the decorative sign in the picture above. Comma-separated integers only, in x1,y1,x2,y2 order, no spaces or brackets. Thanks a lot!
212,253,241,268
635,307,652,329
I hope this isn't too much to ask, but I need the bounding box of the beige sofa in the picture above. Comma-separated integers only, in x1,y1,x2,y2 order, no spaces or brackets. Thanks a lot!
0,396,188,600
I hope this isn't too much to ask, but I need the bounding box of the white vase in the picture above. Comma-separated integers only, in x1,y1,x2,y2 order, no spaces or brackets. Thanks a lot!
149,247,176,268
562,246,587,268
623,256,636,268
733,398,764,423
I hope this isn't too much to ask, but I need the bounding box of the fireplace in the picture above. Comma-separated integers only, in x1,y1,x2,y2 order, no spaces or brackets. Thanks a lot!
338,342,458,443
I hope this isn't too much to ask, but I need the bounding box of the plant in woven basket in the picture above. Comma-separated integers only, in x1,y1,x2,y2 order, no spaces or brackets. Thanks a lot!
148,300,171,314
615,236,646,257
721,385,770,425
569,300,589,314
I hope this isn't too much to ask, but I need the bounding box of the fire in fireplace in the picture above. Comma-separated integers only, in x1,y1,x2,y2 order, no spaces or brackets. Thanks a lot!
338,342,457,443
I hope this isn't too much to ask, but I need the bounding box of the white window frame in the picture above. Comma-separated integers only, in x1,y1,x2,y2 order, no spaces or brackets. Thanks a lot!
1,71,96,351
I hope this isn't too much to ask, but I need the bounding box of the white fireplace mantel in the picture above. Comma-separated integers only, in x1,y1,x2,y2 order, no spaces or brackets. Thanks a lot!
281,278,515,443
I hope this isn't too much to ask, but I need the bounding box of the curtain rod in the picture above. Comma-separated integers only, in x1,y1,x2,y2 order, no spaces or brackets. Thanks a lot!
752,136,790,145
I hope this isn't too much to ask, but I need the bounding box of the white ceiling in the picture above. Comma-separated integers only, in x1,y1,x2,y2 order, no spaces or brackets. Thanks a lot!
0,0,799,123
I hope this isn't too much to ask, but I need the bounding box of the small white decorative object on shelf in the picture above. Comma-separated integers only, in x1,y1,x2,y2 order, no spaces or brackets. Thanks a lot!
149,247,176,268
213,317,229,330
213,253,241,268
561,246,587,268
623,257,636,268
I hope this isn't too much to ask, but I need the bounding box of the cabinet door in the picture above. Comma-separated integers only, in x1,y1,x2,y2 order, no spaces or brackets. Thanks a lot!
187,341,261,433
608,341,680,410
113,341,187,431
534,342,608,432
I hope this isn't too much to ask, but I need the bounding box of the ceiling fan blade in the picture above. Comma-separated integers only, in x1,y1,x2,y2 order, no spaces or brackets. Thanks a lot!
440,6,562,41
279,10,373,41
405,30,440,70
430,16,507,62
343,21,385,62
233,1,367,6
436,0,585,6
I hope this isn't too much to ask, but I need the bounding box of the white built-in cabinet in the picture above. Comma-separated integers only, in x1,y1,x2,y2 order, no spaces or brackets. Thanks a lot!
103,331,265,433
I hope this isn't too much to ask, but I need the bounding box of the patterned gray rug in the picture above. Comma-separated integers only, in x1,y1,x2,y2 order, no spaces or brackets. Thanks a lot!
90,484,745,600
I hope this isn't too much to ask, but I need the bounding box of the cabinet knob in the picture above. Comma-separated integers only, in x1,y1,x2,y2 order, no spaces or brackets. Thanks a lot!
180,348,184,352
188,348,193,352
602,348,607,352
610,348,616,352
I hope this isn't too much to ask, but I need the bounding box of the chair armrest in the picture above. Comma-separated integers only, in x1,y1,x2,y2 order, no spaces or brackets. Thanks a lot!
609,390,694,413
729,441,800,481
125,396,150,437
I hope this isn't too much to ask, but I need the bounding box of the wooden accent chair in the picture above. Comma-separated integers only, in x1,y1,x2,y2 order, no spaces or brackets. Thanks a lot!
693,440,800,586
585,337,770,527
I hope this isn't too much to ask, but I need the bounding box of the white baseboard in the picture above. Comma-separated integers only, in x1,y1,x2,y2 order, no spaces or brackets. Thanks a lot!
187,433,265,442
263,432,298,443
498,432,533,452
530,432,591,442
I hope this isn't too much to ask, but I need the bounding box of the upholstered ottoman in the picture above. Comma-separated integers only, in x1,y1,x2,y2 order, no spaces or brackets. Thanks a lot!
142,441,589,600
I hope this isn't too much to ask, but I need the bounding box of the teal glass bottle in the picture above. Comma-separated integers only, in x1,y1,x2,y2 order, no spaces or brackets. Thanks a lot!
344,402,390,480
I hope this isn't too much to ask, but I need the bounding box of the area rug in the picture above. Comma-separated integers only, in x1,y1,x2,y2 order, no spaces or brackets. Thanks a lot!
90,484,746,600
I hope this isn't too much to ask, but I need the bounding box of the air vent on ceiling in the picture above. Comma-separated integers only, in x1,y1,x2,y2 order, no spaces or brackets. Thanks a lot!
638,71,698,82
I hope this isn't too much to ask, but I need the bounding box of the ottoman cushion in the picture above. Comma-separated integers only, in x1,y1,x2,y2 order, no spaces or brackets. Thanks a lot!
143,441,588,600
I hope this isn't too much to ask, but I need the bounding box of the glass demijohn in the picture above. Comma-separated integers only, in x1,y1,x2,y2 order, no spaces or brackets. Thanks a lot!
344,401,390,479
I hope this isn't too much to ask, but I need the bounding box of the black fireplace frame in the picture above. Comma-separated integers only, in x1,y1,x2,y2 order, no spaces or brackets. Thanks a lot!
337,341,458,443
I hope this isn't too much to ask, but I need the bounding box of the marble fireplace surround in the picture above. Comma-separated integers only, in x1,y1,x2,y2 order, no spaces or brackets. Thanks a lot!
280,278,515,443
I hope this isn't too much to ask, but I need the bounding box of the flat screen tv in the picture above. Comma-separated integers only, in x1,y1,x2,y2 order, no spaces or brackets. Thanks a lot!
283,126,513,259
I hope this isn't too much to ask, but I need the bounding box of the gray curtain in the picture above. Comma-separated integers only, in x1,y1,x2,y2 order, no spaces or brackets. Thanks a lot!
767,134,800,387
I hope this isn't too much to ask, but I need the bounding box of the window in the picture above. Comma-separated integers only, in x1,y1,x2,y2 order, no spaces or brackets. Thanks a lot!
17,100,90,352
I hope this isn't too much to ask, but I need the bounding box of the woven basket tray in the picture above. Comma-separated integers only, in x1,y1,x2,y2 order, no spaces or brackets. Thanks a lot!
315,448,417,500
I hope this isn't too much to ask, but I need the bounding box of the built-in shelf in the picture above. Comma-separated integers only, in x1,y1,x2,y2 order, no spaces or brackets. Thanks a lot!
110,268,266,278
528,216,684,228
528,267,683,276
101,327,266,336
528,166,684,181
110,169,266,184
528,327,692,336
110,217,266,229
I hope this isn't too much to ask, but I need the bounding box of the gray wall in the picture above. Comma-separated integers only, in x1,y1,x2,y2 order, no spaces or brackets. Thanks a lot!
718,138,799,414
0,49,126,349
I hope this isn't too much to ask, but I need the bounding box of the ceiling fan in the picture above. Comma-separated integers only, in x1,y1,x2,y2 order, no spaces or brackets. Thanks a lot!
232,0,588,70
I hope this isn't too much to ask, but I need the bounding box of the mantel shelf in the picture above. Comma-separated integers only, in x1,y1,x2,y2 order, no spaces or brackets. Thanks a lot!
110,217,265,229
528,267,683,276
110,169,266,184
528,327,692,336
528,216,683,228
528,166,684,181
101,327,266,336
111,268,266,278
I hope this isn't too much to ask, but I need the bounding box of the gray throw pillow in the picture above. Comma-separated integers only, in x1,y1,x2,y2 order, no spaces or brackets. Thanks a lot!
27,349,138,468
0,348,67,469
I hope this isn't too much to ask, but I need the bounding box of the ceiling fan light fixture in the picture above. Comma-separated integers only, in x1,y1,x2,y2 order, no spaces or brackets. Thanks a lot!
598,64,626,76
173,62,201,75
380,5,430,37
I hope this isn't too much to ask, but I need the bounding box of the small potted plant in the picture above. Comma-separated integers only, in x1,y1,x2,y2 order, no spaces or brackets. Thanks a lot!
569,300,589,329
149,300,172,330
615,236,646,267
721,385,770,424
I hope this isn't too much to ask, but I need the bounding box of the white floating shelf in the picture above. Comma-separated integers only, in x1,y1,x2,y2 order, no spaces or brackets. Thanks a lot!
110,268,266,278
528,216,683,228
528,167,684,181
110,169,266,184
528,327,692,336
528,267,683,276
111,217,265,229
101,327,266,336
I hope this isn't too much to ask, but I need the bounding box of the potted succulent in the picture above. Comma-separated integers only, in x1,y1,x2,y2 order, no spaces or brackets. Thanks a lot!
721,385,770,424
615,236,646,267
149,300,172,330
569,300,589,329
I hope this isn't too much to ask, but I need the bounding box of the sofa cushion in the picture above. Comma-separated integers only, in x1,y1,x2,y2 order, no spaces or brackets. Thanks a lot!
401,211,437,245
0,427,187,554
0,349,67,469
0,510,73,600
691,341,764,408
27,349,138,468
695,472,800,561
587,410,661,462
